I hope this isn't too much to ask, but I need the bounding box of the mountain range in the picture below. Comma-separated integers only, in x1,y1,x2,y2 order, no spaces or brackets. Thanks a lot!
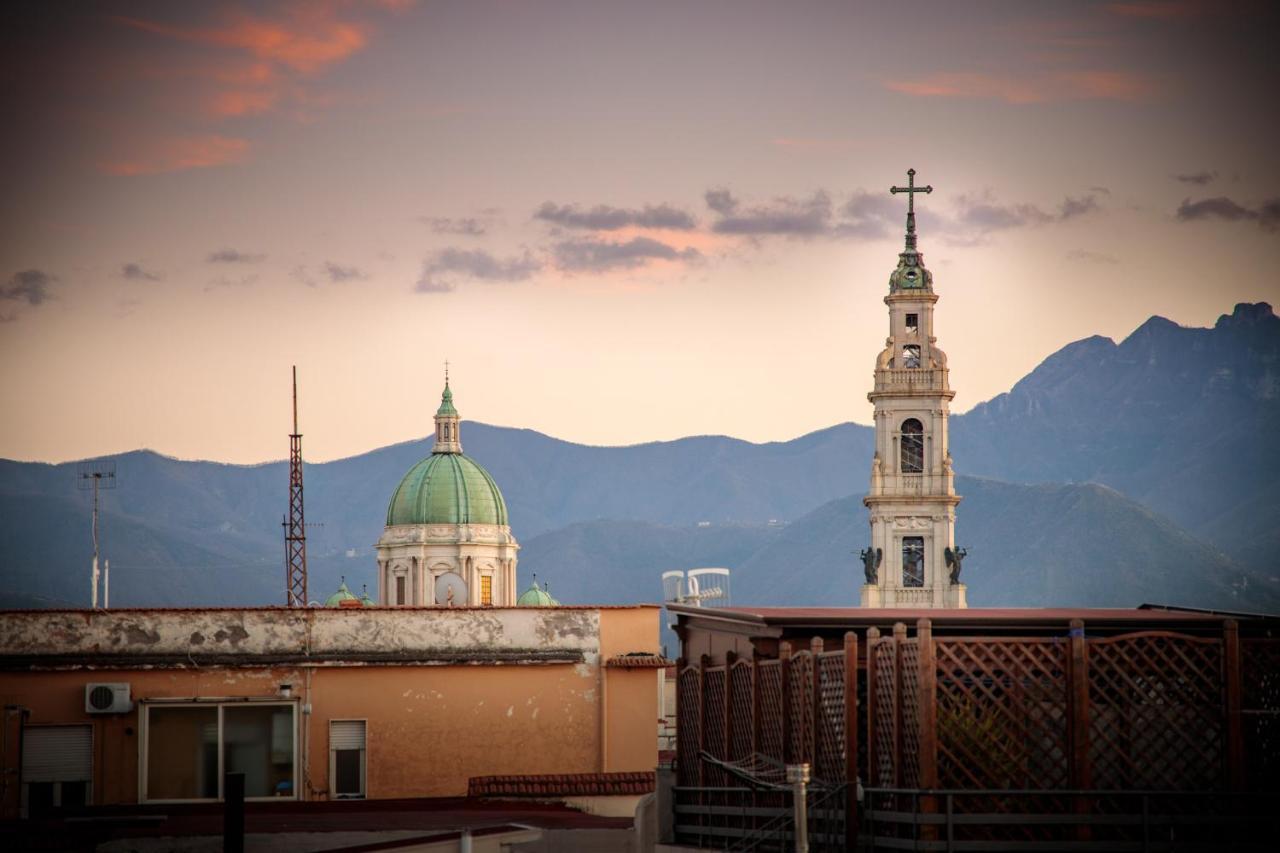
1,302,1275,612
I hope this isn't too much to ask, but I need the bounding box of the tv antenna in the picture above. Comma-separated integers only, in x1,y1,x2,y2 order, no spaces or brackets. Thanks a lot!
284,366,309,607
662,567,731,608
77,460,117,608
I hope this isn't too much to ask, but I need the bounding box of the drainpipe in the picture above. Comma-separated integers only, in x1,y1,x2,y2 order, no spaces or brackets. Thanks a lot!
599,656,608,772
459,829,473,853
787,763,810,853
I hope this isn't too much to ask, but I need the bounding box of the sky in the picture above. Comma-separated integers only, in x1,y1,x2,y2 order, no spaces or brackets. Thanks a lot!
2,0,1278,464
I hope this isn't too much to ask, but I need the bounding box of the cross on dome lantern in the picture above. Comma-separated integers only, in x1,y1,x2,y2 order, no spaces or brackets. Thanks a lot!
890,168,933,251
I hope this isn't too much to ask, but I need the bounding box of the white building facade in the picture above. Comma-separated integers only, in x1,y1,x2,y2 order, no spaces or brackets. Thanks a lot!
860,170,967,608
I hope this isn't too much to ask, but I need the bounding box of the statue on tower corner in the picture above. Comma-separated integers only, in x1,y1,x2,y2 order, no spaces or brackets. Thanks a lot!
945,546,967,585
860,547,883,584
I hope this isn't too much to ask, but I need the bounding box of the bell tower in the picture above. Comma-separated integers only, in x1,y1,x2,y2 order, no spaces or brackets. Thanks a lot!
860,169,967,608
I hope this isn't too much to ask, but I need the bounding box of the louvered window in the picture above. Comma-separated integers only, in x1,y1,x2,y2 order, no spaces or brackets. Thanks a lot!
330,720,366,799
23,725,91,815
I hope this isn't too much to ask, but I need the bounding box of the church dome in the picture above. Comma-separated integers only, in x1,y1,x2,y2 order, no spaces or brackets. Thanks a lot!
386,452,509,526
517,577,559,606
325,579,359,607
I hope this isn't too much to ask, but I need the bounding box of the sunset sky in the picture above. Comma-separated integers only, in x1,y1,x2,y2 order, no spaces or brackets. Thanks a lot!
2,0,1278,464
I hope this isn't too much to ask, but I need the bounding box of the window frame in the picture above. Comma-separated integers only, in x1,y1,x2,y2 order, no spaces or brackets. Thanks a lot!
900,418,925,474
480,574,493,606
139,699,299,804
902,536,926,588
329,718,368,800
21,723,93,817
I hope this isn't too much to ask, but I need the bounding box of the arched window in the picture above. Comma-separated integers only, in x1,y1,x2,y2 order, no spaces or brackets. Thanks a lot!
900,419,924,473
903,537,924,587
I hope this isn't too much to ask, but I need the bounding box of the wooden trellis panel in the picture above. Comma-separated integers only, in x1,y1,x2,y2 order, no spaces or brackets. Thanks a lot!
1242,639,1280,790
871,636,898,786
899,639,922,788
788,649,815,766
703,665,727,785
677,664,701,786
816,650,846,784
728,658,754,762
934,638,1070,789
1087,632,1224,790
757,659,784,763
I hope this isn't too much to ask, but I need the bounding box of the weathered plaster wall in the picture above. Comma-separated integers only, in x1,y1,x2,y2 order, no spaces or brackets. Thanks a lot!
0,606,662,815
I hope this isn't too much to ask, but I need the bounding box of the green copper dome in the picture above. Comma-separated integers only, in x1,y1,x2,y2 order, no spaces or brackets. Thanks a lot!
325,579,358,607
386,452,509,526
517,577,560,606
437,383,458,416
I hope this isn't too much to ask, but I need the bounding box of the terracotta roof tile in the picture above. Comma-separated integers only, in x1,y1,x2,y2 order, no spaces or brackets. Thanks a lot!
468,771,655,798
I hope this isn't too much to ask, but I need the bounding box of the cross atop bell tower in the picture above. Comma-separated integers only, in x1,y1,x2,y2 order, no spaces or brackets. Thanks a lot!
890,168,932,251
860,169,967,609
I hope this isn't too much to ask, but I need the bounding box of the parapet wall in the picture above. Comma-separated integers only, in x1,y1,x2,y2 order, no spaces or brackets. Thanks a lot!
0,607,650,668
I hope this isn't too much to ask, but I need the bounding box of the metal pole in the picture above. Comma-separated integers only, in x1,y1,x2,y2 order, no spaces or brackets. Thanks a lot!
104,559,109,609
91,477,99,608
224,771,245,853
787,763,810,853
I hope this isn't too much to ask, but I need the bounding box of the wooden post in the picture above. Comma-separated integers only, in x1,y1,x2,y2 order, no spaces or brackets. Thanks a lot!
1223,619,1245,790
866,627,880,787
892,623,907,788
725,651,738,762
811,637,824,769
751,652,761,759
1067,619,1091,842
917,619,937,842
698,654,710,788
781,641,793,765
844,631,860,851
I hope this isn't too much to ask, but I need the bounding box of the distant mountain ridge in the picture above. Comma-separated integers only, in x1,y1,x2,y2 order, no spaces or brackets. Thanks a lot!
1,303,1275,611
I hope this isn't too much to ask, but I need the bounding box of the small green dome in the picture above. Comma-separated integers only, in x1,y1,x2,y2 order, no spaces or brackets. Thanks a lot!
359,585,375,607
324,579,358,607
437,383,458,416
386,452,509,526
517,577,560,606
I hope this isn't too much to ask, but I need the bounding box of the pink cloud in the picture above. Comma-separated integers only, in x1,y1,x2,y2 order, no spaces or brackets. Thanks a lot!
99,135,250,176
884,70,1156,104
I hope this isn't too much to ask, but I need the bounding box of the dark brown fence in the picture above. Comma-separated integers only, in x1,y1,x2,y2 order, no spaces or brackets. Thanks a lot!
674,635,859,850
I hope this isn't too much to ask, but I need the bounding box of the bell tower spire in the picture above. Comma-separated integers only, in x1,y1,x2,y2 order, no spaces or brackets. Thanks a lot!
433,361,462,454
861,169,967,609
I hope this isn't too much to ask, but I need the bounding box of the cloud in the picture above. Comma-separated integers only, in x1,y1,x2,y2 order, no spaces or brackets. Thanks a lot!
99,135,249,176
709,191,833,237
553,237,703,273
323,262,366,283
205,274,260,291
1066,249,1120,265
1176,196,1280,232
423,217,487,236
1059,195,1100,219
416,248,541,293
946,191,1101,239
704,188,738,216
3,269,54,306
207,248,266,264
121,263,162,281
534,202,697,231
1174,171,1217,185
1175,196,1256,223
884,70,1155,104
836,191,899,239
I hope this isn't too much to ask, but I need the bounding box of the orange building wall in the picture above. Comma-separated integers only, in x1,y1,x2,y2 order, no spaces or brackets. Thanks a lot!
0,607,661,816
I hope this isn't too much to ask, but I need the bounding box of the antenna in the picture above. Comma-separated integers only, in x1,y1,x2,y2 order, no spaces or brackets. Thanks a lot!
284,366,309,607
77,460,117,608
662,567,731,608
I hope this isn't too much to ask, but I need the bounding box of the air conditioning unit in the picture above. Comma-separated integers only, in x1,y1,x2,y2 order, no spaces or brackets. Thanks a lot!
85,683,132,714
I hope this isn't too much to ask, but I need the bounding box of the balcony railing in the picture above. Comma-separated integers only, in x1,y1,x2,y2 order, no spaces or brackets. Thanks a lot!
872,368,948,393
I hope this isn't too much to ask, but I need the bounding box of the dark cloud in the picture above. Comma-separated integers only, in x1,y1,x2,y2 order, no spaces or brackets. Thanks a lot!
1174,171,1217,186
704,188,738,216
323,262,366,283
416,248,541,293
121,262,162,281
422,217,487,236
534,202,697,231
554,237,702,272
710,191,832,237
204,274,260,291
1066,249,1119,265
954,193,1053,231
207,248,266,264
836,192,899,239
3,269,54,306
1175,196,1257,223
1059,195,1100,219
1260,199,1280,232
555,234,706,270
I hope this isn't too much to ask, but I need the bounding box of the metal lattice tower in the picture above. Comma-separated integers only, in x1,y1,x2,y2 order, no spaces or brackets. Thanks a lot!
284,366,308,607
77,460,116,608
